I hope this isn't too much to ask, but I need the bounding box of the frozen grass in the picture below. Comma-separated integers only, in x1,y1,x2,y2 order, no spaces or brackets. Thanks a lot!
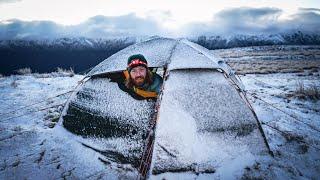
213,45,320,60
33,67,75,78
213,45,320,75
10,80,18,88
56,67,75,77
10,77,19,88
240,72,320,179
227,60,319,75
10,67,75,78
15,67,32,75
291,81,320,100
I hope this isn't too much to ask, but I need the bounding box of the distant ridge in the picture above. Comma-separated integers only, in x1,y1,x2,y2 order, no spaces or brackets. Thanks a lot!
191,31,320,50
1,32,319,75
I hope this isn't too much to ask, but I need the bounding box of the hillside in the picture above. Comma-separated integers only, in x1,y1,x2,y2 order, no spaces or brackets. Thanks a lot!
1,32,320,75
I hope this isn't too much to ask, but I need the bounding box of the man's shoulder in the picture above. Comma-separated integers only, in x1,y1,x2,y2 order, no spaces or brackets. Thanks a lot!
153,72,163,81
149,72,163,93
151,72,163,85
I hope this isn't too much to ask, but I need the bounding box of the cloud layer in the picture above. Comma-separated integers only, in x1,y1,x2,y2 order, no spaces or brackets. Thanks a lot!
0,0,22,4
182,7,320,36
0,14,166,39
0,7,319,39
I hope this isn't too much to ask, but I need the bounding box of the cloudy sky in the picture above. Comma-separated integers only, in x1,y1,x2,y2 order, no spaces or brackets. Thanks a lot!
0,0,319,39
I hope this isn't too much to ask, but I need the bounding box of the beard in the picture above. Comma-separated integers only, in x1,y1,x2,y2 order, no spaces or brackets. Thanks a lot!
132,76,145,86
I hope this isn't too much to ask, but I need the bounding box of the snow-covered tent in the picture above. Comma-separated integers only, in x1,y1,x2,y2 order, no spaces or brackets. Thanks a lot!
58,37,271,179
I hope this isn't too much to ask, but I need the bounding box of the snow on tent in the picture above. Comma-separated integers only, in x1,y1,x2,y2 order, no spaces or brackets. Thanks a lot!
58,37,272,179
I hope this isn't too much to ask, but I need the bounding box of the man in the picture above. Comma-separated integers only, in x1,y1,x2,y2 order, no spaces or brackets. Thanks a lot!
118,54,163,100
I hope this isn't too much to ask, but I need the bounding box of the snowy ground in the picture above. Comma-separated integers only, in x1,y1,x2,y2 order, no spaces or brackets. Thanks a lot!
0,74,134,179
214,45,320,179
213,45,320,74
240,73,320,179
1,46,320,179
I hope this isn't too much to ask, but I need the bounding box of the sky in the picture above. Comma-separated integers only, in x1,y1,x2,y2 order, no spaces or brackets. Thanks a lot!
0,0,319,39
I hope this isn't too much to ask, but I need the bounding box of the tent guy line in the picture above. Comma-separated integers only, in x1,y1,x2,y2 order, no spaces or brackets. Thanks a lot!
0,90,74,117
262,122,320,151
0,103,65,122
247,92,320,133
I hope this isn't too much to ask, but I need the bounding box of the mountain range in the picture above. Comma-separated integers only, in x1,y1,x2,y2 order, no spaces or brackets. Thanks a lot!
1,32,319,75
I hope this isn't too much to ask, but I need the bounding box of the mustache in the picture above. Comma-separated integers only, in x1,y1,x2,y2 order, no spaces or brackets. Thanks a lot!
134,76,145,80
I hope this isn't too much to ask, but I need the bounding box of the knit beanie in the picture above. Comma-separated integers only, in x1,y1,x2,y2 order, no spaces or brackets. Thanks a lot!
127,54,148,72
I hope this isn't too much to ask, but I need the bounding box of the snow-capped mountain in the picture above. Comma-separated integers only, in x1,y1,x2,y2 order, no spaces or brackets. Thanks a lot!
0,32,319,75
192,32,320,49
0,37,136,50
0,37,135,75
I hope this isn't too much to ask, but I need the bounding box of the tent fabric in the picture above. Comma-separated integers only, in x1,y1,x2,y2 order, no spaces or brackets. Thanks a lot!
87,38,222,76
87,37,244,91
59,37,270,177
150,69,268,175
62,76,155,167
87,38,177,76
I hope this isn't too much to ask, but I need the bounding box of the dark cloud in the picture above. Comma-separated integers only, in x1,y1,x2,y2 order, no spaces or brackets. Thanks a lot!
299,8,320,12
0,19,67,39
282,11,320,34
216,7,282,34
182,7,283,36
0,13,165,39
73,14,164,38
0,7,319,39
182,7,320,37
217,7,282,21
0,0,22,4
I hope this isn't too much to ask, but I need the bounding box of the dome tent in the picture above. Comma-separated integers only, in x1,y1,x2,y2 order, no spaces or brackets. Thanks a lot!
58,37,272,179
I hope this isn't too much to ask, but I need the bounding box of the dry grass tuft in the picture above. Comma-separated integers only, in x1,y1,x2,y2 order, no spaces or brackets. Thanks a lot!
56,67,75,77
32,67,75,78
228,60,320,75
291,81,320,100
15,67,32,75
10,79,19,88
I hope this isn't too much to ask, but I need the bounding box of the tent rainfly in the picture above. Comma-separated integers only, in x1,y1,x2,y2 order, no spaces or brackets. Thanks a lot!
58,37,272,179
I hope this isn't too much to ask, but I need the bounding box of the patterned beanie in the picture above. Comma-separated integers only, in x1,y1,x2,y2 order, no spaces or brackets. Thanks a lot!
127,54,148,72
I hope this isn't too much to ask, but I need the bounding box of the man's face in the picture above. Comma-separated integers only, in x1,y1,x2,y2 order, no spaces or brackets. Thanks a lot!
130,66,147,87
